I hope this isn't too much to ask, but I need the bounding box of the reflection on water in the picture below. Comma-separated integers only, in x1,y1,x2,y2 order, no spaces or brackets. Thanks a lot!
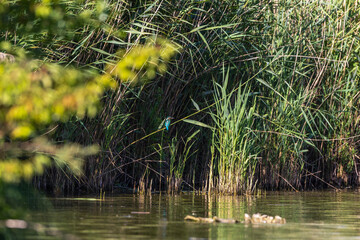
24,191,360,239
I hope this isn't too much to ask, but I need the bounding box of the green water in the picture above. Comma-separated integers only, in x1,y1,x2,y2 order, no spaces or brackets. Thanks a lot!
22,191,360,239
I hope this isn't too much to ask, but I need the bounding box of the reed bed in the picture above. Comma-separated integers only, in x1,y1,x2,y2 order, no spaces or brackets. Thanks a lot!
27,0,360,194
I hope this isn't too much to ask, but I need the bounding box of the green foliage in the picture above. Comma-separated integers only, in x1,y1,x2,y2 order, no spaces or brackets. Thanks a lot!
0,0,109,50
0,3,115,229
0,1,115,187
0,58,116,183
106,37,180,85
0,60,115,140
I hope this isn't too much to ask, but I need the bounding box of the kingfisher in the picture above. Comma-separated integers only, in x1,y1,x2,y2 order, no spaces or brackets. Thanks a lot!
164,116,174,131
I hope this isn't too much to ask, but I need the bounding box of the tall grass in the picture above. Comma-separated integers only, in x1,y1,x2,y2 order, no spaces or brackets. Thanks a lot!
208,67,258,194
28,0,360,194
167,130,199,193
249,0,360,189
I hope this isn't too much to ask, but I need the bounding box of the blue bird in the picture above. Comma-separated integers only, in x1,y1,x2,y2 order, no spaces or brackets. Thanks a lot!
164,116,174,131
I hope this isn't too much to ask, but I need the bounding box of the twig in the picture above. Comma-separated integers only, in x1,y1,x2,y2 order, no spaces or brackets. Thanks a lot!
268,160,298,192
304,169,340,191
273,171,299,192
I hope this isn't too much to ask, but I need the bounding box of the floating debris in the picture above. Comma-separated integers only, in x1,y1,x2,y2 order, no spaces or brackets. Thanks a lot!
184,215,239,224
131,211,150,215
184,213,286,224
184,215,214,223
244,213,286,224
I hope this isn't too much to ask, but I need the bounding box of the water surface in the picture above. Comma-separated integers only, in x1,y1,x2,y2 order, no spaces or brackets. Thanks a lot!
25,191,360,239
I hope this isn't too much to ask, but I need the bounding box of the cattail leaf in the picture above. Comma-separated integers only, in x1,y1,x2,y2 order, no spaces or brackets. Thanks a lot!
183,119,212,129
190,97,200,111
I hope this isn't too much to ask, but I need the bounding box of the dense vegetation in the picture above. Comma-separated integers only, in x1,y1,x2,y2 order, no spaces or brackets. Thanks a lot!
1,0,360,200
